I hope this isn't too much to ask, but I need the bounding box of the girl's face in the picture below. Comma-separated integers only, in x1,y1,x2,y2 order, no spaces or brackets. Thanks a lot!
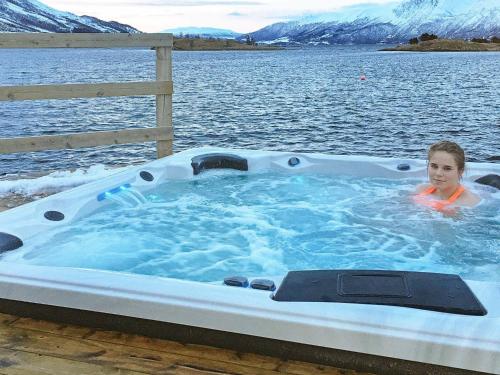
428,151,463,191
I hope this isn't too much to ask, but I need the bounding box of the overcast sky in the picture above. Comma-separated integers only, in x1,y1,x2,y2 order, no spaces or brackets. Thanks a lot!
41,0,394,33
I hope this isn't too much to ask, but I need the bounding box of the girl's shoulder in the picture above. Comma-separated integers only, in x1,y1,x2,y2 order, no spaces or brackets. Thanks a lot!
458,188,481,207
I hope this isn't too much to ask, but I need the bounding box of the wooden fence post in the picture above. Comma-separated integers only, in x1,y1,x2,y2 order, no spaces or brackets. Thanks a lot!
156,46,173,158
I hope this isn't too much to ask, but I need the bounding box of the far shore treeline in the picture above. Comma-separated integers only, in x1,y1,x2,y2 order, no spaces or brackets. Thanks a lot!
408,33,499,45
381,33,500,52
172,32,499,51
172,34,281,51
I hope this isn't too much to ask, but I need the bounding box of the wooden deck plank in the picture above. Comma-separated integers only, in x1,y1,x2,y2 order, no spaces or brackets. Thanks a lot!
0,127,173,154
12,318,90,338
12,318,283,371
0,81,173,101
0,314,19,326
0,323,325,375
0,347,146,375
6,317,373,375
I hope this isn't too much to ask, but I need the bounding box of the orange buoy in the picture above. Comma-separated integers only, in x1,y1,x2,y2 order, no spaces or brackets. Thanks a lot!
360,75,366,80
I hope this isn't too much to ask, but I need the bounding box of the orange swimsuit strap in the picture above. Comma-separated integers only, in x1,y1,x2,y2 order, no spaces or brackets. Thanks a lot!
415,185,465,211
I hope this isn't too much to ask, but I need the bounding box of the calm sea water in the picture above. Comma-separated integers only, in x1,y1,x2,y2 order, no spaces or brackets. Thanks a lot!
2,172,498,282
0,46,499,175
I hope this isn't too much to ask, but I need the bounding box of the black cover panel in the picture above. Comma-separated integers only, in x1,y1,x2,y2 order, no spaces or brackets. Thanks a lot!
140,171,154,181
0,232,23,253
475,174,500,189
44,210,65,221
223,276,249,287
250,278,276,291
191,153,248,175
273,270,487,316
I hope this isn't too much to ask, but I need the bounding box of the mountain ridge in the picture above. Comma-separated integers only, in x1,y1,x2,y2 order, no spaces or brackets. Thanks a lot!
244,0,500,45
0,0,140,33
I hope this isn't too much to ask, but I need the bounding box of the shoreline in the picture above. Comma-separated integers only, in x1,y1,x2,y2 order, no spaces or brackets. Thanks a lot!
0,164,135,212
173,37,282,51
380,39,500,52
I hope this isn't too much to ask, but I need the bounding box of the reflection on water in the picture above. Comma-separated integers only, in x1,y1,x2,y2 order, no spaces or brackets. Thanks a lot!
0,46,499,175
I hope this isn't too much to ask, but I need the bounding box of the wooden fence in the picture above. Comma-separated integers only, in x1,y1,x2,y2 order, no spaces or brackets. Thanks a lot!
0,33,173,158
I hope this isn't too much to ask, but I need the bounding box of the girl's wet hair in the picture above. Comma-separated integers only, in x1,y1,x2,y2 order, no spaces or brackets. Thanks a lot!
428,141,465,172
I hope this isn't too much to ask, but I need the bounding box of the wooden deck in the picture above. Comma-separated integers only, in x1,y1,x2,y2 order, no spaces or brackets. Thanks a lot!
0,313,373,375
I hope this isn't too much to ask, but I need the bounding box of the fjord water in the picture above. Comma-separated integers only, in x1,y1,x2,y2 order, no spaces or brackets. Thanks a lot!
0,46,498,175
3,172,499,282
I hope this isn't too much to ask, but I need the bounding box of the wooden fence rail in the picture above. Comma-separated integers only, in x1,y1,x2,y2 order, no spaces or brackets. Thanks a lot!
0,33,173,158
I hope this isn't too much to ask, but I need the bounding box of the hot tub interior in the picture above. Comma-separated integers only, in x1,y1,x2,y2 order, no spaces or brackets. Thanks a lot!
1,149,498,285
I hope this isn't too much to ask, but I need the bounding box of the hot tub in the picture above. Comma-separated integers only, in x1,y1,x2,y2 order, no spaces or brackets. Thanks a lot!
0,147,499,374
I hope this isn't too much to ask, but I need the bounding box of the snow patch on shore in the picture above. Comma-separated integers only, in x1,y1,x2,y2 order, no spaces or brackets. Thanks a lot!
0,165,131,197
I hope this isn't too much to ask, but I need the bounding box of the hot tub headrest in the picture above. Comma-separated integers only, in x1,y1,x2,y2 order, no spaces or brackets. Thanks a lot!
475,174,500,190
191,153,248,175
0,232,23,254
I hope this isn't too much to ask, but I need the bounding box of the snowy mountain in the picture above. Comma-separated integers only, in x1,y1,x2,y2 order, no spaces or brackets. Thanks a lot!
245,0,500,45
0,0,139,33
161,26,240,39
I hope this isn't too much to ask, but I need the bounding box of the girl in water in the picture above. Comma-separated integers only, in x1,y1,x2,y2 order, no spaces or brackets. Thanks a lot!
414,140,480,211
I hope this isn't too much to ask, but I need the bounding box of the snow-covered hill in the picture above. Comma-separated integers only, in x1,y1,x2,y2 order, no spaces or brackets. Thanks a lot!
246,0,500,45
0,0,139,33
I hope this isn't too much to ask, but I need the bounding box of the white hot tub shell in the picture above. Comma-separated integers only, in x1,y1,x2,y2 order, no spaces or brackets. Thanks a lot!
0,147,499,374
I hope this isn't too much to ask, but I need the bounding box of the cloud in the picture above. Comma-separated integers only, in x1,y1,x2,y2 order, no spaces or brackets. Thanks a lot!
149,0,262,5
228,12,245,16
75,0,263,6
